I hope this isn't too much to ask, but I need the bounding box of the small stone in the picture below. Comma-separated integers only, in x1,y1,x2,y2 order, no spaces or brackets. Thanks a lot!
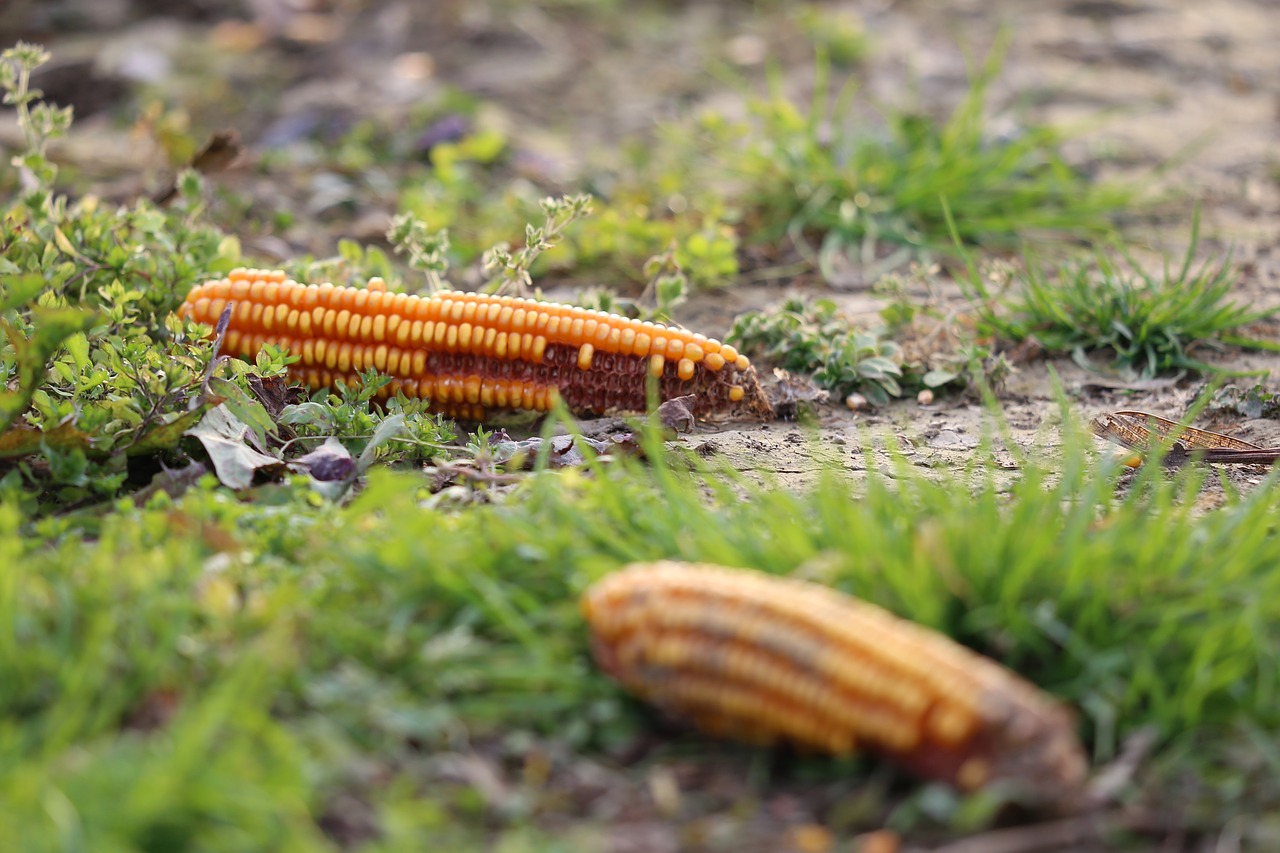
917,388,934,406
845,393,868,411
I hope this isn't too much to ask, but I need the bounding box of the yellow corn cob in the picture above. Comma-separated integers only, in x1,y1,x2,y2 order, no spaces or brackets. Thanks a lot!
177,268,771,420
582,561,1087,797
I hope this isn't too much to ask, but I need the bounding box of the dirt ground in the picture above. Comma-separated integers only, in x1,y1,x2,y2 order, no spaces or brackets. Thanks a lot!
5,1,1280,849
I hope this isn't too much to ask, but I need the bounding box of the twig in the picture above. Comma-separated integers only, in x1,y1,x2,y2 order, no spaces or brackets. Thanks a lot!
195,302,233,408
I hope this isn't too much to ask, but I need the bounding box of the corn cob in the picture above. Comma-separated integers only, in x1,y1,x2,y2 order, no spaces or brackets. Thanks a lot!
177,268,771,420
582,562,1087,798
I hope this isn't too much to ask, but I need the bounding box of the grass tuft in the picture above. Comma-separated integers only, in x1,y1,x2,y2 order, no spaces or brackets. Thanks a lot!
965,213,1274,377
731,32,1136,275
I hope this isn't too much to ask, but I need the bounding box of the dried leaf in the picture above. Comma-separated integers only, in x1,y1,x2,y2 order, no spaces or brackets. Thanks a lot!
293,437,355,482
186,404,285,489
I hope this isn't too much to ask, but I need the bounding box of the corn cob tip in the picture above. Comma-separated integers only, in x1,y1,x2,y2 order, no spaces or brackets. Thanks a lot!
180,269,773,421
582,561,1087,800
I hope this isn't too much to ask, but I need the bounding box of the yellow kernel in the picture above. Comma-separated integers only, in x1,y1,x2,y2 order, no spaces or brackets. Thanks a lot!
264,282,279,303
512,308,528,332
634,333,651,357
677,358,695,381
650,354,666,377
374,345,388,371
578,343,595,370
237,301,254,324
446,324,459,351
735,355,750,371
507,331,522,358
372,314,386,342
684,343,704,362
347,312,362,340
720,344,739,363
620,328,636,355
532,335,547,362
483,326,498,353
451,301,465,322
412,350,426,376
705,352,726,371
462,302,478,322
570,318,585,341
728,385,745,402
459,323,473,350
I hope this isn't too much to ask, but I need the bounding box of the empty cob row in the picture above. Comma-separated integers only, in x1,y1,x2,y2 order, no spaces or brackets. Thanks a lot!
582,561,1087,799
178,268,772,420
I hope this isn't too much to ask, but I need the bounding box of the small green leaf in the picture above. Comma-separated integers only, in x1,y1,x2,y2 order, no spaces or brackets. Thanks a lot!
357,414,406,474
0,272,44,312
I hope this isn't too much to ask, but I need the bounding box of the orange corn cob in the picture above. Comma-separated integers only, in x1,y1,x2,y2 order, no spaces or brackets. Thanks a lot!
582,561,1087,798
178,268,771,420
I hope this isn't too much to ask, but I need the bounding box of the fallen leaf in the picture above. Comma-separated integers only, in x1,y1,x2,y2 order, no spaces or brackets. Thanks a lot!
292,437,355,482
186,404,286,489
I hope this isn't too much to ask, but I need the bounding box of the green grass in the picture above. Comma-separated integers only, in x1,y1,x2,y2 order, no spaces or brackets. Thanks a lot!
964,214,1273,377
721,33,1136,277
4,420,1280,849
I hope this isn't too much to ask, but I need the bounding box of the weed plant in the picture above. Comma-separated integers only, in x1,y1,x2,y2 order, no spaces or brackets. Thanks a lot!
964,214,1272,377
728,296,994,404
725,34,1134,277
